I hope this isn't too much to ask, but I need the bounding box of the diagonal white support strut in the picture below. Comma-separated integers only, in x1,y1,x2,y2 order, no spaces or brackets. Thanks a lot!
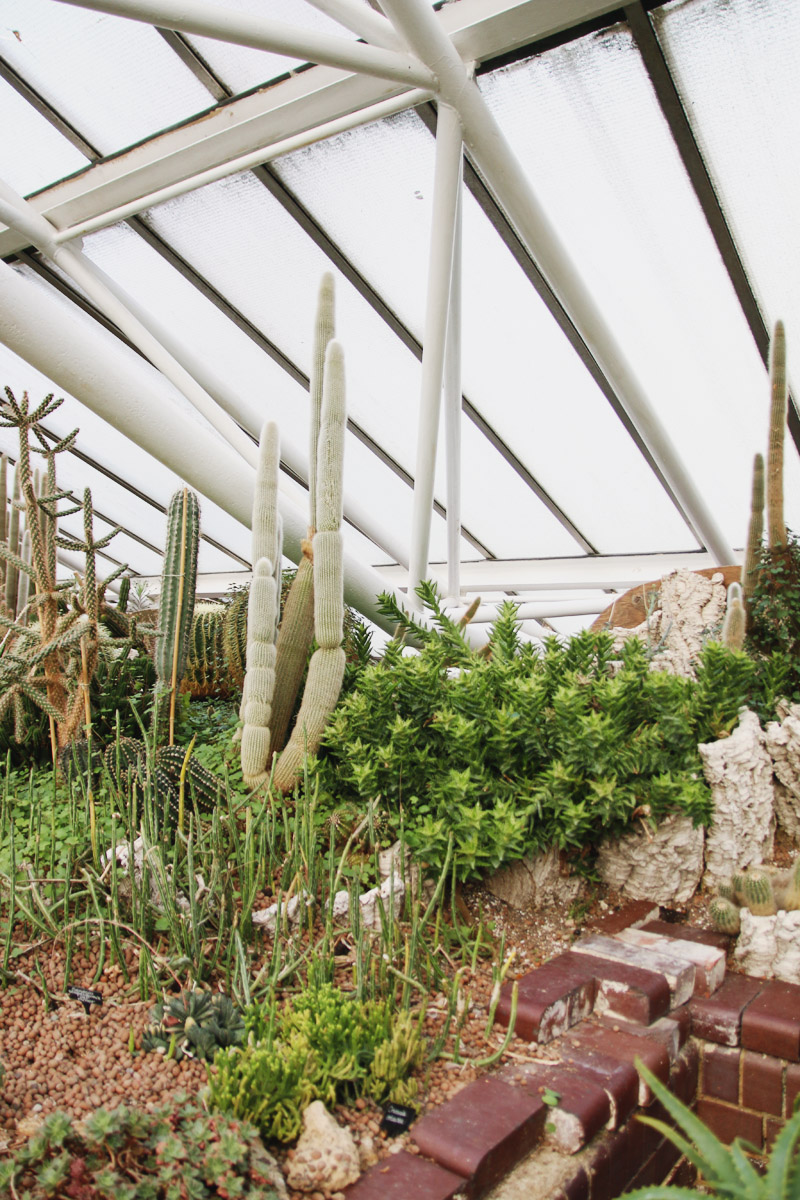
50,0,436,90
379,0,735,566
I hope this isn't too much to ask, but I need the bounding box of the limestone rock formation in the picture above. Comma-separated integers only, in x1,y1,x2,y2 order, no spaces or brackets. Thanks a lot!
734,908,800,982
595,813,704,905
285,1101,360,1195
765,704,800,842
485,846,585,910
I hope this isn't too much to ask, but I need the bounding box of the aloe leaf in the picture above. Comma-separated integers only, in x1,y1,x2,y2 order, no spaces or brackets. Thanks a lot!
761,1109,800,1198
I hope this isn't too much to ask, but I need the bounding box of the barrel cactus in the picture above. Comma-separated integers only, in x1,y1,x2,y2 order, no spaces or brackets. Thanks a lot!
711,856,800,932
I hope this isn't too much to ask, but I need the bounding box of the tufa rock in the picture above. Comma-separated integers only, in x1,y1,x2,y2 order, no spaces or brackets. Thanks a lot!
595,813,704,905
734,908,800,983
765,703,800,842
700,709,775,886
485,846,584,910
285,1101,360,1196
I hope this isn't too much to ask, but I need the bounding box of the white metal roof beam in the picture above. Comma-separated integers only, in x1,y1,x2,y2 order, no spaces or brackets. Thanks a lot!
378,0,735,566
0,1,629,260
51,0,435,88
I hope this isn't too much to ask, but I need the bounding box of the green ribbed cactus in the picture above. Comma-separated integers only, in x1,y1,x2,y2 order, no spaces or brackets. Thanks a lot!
779,857,800,912
721,581,746,651
742,453,764,613
154,487,200,745
742,869,777,916
767,320,788,550
709,896,740,934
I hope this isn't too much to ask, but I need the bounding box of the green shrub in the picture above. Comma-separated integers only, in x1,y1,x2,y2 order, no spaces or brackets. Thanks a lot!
208,982,425,1141
310,586,760,880
0,1095,285,1199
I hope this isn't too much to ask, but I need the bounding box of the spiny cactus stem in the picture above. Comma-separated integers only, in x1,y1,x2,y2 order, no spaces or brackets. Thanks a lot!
743,452,764,612
767,320,788,549
169,489,190,746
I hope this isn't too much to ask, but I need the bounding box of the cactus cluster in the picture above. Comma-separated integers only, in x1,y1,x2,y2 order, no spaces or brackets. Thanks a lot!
711,856,800,933
154,487,200,744
104,736,222,829
142,988,245,1062
240,274,347,794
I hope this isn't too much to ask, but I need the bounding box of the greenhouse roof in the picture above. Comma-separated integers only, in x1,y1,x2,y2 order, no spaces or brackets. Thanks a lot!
0,0,797,638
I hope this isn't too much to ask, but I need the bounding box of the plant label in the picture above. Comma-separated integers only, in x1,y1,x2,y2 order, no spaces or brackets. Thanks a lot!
67,986,103,1015
380,1103,416,1136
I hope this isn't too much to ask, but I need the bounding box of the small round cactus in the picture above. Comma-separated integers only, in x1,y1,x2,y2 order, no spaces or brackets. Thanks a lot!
742,869,777,916
709,896,741,934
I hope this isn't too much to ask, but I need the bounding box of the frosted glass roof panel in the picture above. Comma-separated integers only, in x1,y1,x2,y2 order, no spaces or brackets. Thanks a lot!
271,104,694,555
0,75,89,196
653,0,800,382
184,0,356,95
478,23,800,551
142,173,426,475
0,0,215,155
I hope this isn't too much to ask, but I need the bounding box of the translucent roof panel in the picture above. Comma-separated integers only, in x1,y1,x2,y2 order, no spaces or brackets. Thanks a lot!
653,0,800,379
183,0,357,95
0,74,89,196
0,0,215,155
478,22,800,550
270,106,695,555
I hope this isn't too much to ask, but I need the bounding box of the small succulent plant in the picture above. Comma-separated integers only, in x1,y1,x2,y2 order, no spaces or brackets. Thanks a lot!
711,855,800,932
142,988,246,1063
0,1095,287,1199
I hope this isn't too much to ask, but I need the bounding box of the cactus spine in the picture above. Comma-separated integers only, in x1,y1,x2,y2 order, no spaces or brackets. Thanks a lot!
155,487,200,744
709,897,740,934
721,581,746,651
742,869,777,916
767,320,788,549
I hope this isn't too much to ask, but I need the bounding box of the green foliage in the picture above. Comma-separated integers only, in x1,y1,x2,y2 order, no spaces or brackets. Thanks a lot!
746,533,800,706
142,989,246,1062
310,586,757,880
626,1058,800,1198
0,1095,285,1199
209,982,425,1142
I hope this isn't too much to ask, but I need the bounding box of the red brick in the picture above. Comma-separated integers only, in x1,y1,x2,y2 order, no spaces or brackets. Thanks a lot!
598,1013,685,1066
741,1051,785,1115
585,900,660,936
741,980,800,1062
410,1075,546,1198
641,919,731,953
555,1045,639,1130
701,1044,741,1104
547,1166,589,1200
766,1117,787,1150
343,1151,467,1200
571,933,695,1007
695,1098,763,1149
671,1041,700,1107
564,949,671,1025
689,972,763,1046
617,926,725,997
786,1063,800,1118
496,954,596,1044
600,1124,640,1200
496,1061,610,1153
626,1135,682,1192
666,1158,698,1188
561,1020,670,1105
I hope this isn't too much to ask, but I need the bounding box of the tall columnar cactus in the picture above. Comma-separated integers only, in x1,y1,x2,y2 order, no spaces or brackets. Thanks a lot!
269,272,335,756
721,581,746,651
155,487,200,745
767,320,788,549
240,423,281,787
742,452,764,613
272,339,347,794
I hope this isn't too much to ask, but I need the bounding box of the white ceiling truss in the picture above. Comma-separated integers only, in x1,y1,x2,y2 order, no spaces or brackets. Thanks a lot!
0,0,797,633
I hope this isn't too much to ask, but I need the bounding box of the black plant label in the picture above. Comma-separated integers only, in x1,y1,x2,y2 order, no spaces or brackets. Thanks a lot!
67,986,103,1015
380,1103,416,1136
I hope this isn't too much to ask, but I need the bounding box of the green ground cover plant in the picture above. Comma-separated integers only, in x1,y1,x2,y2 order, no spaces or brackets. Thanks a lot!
310,584,772,880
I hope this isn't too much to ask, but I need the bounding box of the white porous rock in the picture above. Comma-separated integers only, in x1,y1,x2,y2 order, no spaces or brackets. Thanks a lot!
700,709,775,886
101,836,201,912
765,704,800,842
606,569,727,677
285,1101,360,1195
595,813,704,905
251,890,314,933
734,909,800,982
484,846,585,911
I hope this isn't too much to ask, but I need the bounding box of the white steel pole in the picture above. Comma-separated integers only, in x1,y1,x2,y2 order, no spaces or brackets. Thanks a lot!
302,0,404,51
56,90,432,244
444,176,463,603
378,0,735,566
407,102,464,608
51,0,435,89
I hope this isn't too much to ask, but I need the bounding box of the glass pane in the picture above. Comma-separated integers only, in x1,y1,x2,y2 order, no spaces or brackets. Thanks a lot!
654,0,800,394
0,0,215,154
184,0,357,95
478,23,800,553
0,75,89,195
271,105,695,555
